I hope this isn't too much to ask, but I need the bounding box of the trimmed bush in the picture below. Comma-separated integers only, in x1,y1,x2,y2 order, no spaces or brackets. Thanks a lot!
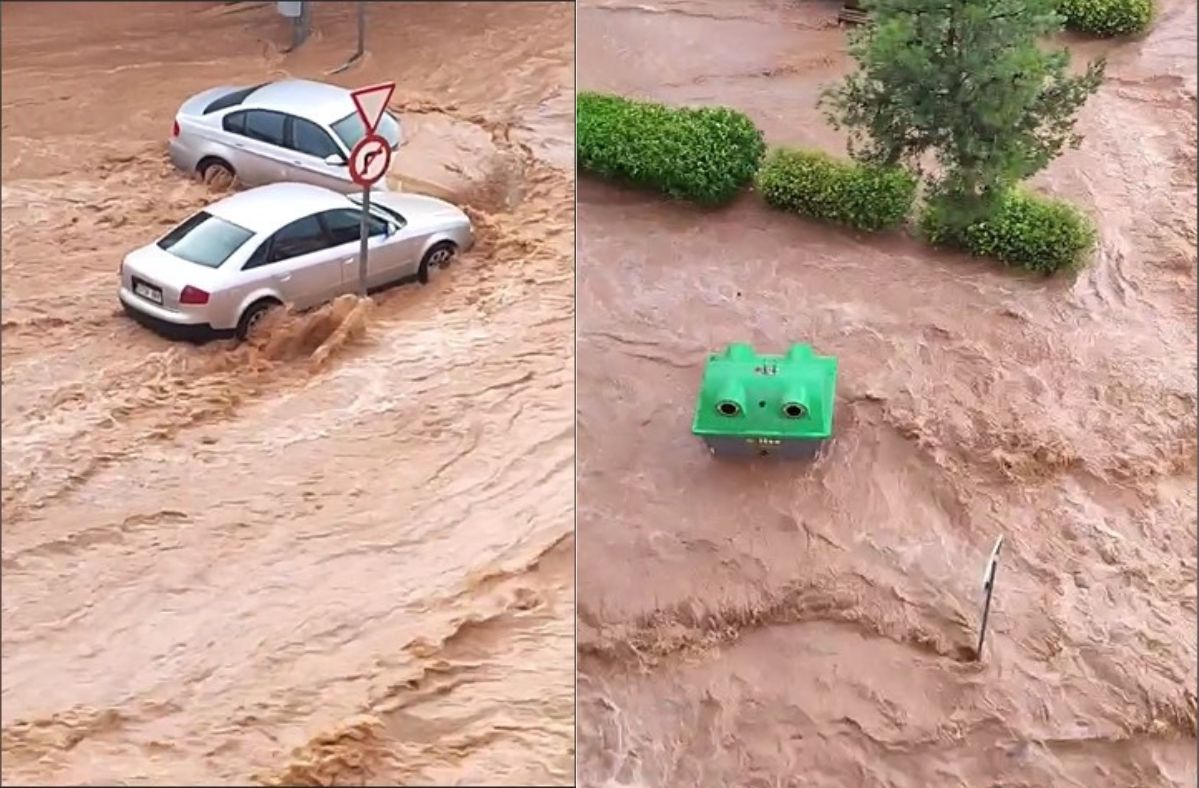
1058,0,1154,36
755,148,917,231
576,91,765,205
919,189,1096,274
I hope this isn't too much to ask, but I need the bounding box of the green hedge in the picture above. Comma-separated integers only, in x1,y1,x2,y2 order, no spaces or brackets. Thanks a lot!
755,148,917,231
576,92,765,205
1058,0,1154,36
919,189,1096,274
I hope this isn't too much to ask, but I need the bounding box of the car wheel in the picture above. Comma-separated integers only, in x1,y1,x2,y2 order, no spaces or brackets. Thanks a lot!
418,242,456,285
198,158,235,187
236,299,279,341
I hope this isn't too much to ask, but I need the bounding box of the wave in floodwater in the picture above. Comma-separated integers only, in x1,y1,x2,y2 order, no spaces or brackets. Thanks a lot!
575,0,1197,786
1,2,574,785
250,293,374,369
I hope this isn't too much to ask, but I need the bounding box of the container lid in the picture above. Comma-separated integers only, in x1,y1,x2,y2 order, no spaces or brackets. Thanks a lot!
691,343,838,440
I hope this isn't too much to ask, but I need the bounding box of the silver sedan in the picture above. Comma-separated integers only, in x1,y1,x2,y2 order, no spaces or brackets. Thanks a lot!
168,79,403,193
119,182,473,340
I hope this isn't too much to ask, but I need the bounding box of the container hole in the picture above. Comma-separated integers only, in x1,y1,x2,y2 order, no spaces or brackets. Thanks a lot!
717,401,740,416
758,400,767,408
783,403,806,418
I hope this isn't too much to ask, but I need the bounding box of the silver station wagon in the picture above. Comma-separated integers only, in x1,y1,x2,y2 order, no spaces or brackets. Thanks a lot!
168,79,403,193
119,183,473,340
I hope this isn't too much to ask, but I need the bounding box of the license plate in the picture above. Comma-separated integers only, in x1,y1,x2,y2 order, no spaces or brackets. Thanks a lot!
134,280,162,304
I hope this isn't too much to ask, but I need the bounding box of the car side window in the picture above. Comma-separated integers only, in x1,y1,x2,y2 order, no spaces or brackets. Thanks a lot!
319,209,386,246
290,117,342,160
223,111,246,135
267,215,330,263
243,110,287,147
243,239,271,270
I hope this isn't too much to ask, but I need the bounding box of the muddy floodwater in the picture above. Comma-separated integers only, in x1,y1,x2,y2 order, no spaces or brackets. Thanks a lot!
577,1,1196,786
1,2,573,785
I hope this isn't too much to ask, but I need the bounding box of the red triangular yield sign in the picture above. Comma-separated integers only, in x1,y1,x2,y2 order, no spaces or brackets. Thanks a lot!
350,82,396,134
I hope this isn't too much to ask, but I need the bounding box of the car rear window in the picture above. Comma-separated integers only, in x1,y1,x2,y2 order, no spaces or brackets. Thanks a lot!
204,83,268,115
331,110,402,151
157,211,254,268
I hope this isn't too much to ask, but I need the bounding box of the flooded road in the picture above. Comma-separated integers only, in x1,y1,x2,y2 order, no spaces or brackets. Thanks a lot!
576,1,1196,786
1,2,573,784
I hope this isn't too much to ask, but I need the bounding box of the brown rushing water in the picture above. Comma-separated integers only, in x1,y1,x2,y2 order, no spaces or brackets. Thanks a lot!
0,2,573,785
576,1,1197,786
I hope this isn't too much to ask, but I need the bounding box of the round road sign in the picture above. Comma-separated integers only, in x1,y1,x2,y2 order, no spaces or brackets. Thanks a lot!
349,133,392,187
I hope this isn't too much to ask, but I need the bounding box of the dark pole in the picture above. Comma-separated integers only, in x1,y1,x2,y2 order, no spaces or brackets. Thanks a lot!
330,0,367,74
976,565,998,657
975,535,1004,660
357,0,366,56
292,0,310,50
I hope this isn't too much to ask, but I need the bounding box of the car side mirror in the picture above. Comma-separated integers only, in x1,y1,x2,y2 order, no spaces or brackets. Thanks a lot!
324,154,346,166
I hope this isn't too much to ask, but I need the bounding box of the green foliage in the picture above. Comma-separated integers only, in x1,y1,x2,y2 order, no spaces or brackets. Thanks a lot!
822,0,1105,214
919,189,1096,273
576,91,765,205
1057,0,1154,36
755,147,916,231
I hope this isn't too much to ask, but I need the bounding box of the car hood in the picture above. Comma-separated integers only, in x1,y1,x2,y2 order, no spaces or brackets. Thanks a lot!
367,192,468,224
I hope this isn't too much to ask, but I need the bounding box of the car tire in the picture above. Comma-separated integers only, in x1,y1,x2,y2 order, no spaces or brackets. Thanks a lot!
198,157,235,187
236,298,280,341
417,242,456,285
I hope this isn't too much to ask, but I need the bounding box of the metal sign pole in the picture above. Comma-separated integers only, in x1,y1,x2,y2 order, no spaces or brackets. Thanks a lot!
346,81,395,291
975,535,1004,660
357,0,366,57
357,185,370,297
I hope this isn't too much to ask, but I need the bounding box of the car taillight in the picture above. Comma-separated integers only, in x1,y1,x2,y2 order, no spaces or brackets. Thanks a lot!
180,286,209,305
171,119,180,138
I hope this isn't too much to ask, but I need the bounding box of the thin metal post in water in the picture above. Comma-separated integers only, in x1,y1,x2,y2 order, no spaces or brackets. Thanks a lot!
330,0,367,74
975,535,1004,660
292,0,310,50
357,0,366,56
276,1,308,52
357,186,371,297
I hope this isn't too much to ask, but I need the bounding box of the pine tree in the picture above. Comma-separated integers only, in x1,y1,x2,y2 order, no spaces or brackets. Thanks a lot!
822,0,1104,227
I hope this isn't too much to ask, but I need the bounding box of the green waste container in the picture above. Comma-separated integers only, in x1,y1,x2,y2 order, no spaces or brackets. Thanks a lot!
692,343,838,459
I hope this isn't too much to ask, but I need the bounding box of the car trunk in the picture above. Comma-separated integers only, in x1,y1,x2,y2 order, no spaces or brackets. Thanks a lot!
121,245,222,312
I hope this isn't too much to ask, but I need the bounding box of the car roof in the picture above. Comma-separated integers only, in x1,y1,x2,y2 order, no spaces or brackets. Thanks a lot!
204,183,352,235
243,79,357,126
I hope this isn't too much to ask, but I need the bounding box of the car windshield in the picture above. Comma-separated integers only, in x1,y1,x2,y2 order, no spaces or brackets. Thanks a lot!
157,211,254,268
347,195,407,227
331,110,402,151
